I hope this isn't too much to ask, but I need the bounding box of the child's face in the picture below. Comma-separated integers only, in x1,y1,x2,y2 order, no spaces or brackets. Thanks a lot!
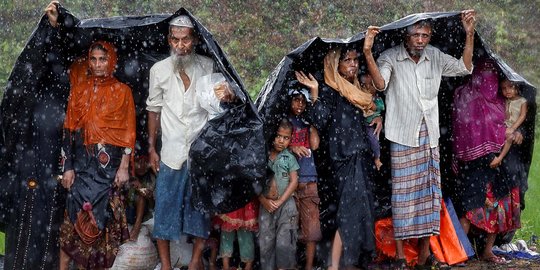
501,80,518,99
134,157,149,176
290,94,307,116
273,127,292,152
361,74,376,95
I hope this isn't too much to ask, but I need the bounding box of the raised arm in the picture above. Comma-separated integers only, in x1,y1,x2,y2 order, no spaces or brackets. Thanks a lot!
44,1,60,27
295,71,319,103
363,26,385,90
461,9,476,71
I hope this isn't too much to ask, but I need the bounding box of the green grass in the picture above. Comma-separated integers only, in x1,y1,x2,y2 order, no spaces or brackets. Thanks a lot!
515,138,540,242
0,231,4,255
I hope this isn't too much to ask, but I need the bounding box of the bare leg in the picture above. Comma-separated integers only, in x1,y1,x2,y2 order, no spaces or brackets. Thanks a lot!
59,248,71,270
129,196,146,241
490,137,512,168
417,237,431,265
395,239,405,259
459,217,471,234
188,237,205,270
244,260,254,270
209,243,218,270
157,239,172,270
328,231,343,270
305,241,317,270
482,233,497,259
222,257,230,270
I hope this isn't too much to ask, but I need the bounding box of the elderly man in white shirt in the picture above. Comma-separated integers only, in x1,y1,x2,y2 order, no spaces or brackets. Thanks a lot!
362,10,476,269
146,15,234,270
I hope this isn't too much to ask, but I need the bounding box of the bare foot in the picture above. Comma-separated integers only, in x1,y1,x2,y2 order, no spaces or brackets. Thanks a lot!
489,156,501,168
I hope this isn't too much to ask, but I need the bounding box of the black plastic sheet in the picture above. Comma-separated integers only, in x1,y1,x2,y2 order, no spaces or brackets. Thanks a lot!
255,11,537,254
0,6,265,269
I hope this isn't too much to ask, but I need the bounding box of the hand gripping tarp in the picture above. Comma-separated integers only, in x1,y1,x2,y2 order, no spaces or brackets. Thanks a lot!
255,11,536,264
0,6,265,269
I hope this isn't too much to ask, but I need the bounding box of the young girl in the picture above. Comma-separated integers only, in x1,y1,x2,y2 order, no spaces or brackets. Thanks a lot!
287,88,322,270
217,200,259,270
360,74,385,170
490,79,528,168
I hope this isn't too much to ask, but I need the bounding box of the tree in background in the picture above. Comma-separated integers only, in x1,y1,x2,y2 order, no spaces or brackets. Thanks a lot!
0,0,538,119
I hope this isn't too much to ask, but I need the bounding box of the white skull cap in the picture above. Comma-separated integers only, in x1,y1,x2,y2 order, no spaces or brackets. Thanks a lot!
169,15,194,28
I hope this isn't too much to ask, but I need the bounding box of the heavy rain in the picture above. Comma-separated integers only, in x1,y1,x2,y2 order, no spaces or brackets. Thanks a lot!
0,1,539,270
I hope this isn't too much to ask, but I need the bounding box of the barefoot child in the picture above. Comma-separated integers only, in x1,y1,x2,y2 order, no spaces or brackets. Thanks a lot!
287,87,322,270
490,79,528,168
360,74,385,170
258,119,299,270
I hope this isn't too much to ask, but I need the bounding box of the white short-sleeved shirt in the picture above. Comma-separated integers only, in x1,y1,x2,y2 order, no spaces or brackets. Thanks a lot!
377,43,472,148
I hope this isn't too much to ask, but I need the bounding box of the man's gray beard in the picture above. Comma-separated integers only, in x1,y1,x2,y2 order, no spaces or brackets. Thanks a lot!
408,48,423,58
171,50,196,72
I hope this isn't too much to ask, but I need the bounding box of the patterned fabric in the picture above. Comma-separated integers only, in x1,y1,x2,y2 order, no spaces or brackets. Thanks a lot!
289,116,318,183
466,184,521,233
219,199,259,232
391,121,441,240
60,191,129,269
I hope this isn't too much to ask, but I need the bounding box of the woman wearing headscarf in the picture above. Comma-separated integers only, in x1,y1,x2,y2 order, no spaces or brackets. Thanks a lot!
295,45,381,269
58,40,136,270
452,59,520,264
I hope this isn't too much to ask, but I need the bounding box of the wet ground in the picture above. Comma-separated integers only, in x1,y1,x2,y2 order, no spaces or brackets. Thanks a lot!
1,256,539,269
451,259,540,270
369,258,540,270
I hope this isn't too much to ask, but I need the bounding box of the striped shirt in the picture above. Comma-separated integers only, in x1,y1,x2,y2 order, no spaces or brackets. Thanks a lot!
377,43,472,148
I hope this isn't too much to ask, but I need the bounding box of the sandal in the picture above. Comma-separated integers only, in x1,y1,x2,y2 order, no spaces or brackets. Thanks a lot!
484,255,509,265
426,254,451,270
394,258,408,270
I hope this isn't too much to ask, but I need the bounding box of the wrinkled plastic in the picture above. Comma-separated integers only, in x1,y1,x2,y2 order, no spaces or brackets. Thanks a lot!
255,10,536,221
0,6,265,269
375,200,469,266
255,11,536,264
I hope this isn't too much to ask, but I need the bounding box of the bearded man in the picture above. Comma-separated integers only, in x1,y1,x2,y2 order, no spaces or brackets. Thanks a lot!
146,15,235,270
362,10,477,269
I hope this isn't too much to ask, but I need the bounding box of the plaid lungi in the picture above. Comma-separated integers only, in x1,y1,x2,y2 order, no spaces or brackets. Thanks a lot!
391,121,441,240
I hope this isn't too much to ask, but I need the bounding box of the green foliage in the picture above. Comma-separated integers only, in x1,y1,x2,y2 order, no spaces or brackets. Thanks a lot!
1,1,539,97
0,0,538,241
515,138,540,240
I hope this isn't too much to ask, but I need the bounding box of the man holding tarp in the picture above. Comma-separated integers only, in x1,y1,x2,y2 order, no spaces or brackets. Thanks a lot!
362,10,476,269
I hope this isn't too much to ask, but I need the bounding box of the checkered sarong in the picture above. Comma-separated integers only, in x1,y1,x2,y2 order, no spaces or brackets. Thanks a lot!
391,121,441,240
